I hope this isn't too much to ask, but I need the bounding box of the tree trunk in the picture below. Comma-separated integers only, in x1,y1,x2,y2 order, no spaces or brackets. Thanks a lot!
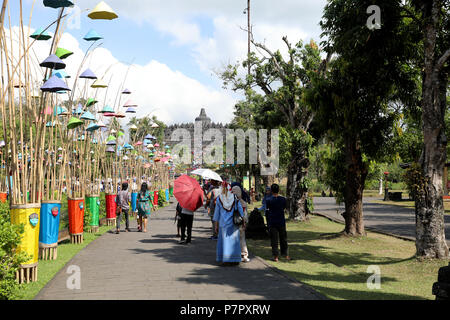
415,2,449,258
343,135,367,236
253,164,262,199
287,156,309,222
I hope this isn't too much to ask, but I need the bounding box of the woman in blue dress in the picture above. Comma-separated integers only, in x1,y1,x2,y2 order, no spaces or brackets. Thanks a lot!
137,182,153,232
213,183,245,265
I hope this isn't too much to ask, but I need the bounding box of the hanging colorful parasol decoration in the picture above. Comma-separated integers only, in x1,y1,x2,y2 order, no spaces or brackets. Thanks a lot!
40,54,66,70
86,98,98,107
30,27,52,41
88,1,119,20
53,70,70,79
83,29,103,41
91,79,108,88
43,0,74,8
41,76,71,92
80,69,98,79
55,47,73,59
67,117,84,130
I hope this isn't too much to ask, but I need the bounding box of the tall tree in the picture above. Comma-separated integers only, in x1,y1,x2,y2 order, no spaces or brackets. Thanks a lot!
411,0,449,258
313,0,420,236
221,39,325,221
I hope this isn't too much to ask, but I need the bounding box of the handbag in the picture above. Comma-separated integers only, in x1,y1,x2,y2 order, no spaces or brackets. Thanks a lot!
233,197,244,226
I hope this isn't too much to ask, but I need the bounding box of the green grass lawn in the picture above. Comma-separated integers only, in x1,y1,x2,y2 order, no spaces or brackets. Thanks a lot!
246,202,449,300
15,225,112,300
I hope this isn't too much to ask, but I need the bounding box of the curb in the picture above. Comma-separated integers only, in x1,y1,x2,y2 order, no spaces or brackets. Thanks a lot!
311,212,416,243
253,256,328,300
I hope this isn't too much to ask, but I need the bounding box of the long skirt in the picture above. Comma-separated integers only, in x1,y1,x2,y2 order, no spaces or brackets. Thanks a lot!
216,224,241,263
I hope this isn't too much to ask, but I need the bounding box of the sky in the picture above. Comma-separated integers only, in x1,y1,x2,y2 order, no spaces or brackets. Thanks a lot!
11,0,328,126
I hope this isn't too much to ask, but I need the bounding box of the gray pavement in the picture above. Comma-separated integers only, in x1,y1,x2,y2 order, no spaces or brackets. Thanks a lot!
35,202,324,300
313,197,450,245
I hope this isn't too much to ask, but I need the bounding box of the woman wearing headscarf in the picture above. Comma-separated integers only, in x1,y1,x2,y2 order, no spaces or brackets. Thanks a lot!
137,182,153,232
232,185,250,262
213,182,245,265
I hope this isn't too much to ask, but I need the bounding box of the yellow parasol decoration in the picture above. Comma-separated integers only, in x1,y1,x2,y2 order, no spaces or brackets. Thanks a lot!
88,1,119,20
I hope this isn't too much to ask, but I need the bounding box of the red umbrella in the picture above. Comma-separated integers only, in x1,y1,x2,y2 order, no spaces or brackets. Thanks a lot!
174,175,204,211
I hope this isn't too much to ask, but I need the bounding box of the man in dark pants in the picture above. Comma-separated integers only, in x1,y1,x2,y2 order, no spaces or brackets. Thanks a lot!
115,182,131,234
266,184,291,262
178,206,194,244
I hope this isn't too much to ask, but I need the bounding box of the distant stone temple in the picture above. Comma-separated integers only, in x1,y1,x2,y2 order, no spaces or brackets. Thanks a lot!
164,108,228,148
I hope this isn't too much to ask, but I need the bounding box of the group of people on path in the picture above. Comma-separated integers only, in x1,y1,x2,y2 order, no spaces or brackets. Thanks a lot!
176,179,290,265
113,178,291,266
114,182,154,234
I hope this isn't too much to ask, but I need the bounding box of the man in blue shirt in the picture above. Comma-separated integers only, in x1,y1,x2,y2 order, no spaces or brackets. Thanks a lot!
266,184,290,262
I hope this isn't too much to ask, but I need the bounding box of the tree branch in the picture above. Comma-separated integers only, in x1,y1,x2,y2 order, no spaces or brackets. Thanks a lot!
282,36,294,64
435,48,450,73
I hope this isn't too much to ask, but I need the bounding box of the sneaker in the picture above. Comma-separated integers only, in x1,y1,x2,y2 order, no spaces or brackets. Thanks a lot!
242,257,250,263
115,230,120,234
178,240,187,245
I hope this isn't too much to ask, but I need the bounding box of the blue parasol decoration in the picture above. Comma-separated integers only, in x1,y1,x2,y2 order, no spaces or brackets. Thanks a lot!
83,29,103,41
40,54,66,70
30,27,51,40
80,68,97,79
41,75,71,92
80,111,96,121
86,123,100,132
72,104,84,115
53,70,70,79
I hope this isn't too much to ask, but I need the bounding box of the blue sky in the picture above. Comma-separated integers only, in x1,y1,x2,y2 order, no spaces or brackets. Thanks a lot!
12,0,327,125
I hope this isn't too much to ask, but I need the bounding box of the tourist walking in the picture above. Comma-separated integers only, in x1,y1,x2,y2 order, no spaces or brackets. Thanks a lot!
178,204,195,244
213,182,244,265
137,182,153,233
266,184,290,262
206,180,221,240
232,185,250,262
115,182,131,234
175,202,182,237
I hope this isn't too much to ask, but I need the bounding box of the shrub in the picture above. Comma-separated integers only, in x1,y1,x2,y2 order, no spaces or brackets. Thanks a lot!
0,203,29,300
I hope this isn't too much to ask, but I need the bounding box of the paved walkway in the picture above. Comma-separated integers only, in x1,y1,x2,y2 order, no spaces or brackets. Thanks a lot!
35,202,323,300
313,197,450,245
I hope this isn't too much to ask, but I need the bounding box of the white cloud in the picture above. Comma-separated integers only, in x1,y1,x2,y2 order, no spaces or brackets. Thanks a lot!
74,0,327,74
4,27,237,127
